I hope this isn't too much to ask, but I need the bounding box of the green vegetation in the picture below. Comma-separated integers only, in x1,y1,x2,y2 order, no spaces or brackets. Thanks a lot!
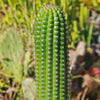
34,5,70,100
0,28,24,83
0,0,100,99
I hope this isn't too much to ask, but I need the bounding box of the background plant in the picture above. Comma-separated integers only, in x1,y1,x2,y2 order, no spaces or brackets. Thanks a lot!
0,28,24,83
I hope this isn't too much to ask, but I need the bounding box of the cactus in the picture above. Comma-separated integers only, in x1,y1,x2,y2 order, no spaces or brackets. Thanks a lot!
34,5,70,100
0,28,24,82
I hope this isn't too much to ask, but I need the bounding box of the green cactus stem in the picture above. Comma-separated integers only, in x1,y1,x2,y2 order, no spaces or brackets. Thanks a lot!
34,4,70,100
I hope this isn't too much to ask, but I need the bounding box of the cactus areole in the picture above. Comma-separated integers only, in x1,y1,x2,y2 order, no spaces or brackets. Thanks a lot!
34,5,70,100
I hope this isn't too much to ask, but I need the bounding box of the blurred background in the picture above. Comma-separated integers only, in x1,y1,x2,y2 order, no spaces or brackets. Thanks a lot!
0,0,100,100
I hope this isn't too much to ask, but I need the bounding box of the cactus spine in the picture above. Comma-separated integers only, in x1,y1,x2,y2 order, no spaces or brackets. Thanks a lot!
34,5,70,100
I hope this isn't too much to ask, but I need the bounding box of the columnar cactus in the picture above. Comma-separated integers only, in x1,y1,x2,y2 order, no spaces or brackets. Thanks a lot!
34,5,70,100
